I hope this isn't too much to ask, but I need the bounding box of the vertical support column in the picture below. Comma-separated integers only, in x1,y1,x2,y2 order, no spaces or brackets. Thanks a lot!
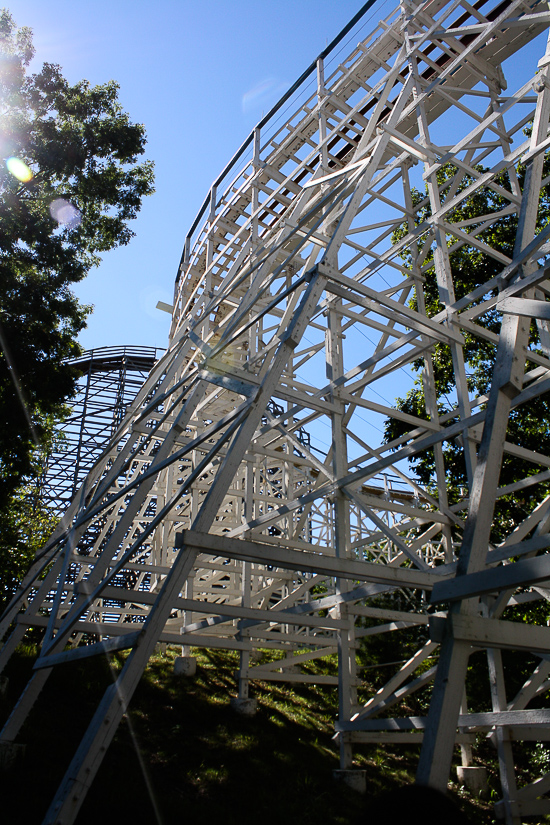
205,184,217,296
150,463,168,593
173,236,191,335
236,557,252,702
234,462,256,713
251,127,261,248
161,463,174,568
488,648,519,825
407,45,476,489
317,58,329,177
325,304,357,771
317,56,333,246
231,555,257,716
175,569,196,678
402,162,453,562
233,184,259,706
183,568,196,653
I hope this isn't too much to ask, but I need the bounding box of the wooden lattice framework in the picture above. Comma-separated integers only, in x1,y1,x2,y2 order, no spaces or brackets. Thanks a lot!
2,0,550,821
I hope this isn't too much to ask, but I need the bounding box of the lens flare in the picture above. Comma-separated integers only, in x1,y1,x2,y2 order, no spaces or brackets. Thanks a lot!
6,156,33,182
49,198,82,228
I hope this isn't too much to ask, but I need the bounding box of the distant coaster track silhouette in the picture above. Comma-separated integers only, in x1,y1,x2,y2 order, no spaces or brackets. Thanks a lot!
41,346,163,513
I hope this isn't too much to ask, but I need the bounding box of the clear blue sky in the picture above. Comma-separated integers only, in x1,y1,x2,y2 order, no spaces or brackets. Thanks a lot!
7,0,388,351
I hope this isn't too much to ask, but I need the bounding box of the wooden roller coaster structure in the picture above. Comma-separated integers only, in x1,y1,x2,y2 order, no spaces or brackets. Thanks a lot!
2,0,550,821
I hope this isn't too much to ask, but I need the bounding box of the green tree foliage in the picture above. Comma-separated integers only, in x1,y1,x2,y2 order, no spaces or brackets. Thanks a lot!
0,8,154,601
384,163,550,545
0,469,58,607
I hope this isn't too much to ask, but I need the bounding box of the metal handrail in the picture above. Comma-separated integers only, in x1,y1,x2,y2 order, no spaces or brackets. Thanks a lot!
178,0,380,272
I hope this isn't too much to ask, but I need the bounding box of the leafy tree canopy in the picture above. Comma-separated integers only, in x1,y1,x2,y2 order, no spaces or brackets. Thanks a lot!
384,162,550,544
0,8,154,506
0,8,154,599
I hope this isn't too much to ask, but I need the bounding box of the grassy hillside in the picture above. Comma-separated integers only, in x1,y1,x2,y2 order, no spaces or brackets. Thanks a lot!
1,645,492,824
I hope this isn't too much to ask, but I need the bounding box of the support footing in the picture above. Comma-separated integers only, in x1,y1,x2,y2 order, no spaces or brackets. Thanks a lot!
456,766,488,797
230,697,257,717
333,769,367,794
174,656,197,677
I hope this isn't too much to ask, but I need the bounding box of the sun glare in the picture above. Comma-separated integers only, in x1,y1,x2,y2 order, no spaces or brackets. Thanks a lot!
6,156,33,182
